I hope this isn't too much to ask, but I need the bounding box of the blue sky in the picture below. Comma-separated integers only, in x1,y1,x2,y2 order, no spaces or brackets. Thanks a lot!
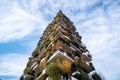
0,0,120,80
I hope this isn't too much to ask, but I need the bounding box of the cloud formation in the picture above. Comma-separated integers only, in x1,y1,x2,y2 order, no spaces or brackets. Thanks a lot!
0,0,48,43
0,53,29,80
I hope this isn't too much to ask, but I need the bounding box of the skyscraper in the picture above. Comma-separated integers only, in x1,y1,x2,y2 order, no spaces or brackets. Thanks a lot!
21,10,102,80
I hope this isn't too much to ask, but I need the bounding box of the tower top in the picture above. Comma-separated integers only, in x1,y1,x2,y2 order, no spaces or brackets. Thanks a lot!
55,10,69,21
58,10,63,14
52,10,76,31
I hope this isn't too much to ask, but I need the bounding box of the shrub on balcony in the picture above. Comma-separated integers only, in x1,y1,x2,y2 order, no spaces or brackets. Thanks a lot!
92,73,101,80
32,51,38,58
89,63,95,70
60,60,72,79
61,60,71,75
55,17,60,22
80,69,89,80
52,37,57,44
47,63,62,80
75,50,82,57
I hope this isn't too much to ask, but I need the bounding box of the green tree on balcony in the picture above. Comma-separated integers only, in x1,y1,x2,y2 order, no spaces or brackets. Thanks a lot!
47,63,62,80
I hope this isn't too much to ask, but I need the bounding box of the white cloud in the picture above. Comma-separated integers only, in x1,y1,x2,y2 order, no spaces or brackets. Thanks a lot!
0,53,29,77
0,1,48,43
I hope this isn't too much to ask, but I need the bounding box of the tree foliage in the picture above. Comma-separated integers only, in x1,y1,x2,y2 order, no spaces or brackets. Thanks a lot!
80,69,89,80
61,60,71,75
47,63,62,80
92,73,101,80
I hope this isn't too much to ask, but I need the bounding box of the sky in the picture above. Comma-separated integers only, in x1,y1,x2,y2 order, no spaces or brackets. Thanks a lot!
0,0,120,80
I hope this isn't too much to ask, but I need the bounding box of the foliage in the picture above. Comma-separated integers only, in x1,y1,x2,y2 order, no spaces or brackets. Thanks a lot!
61,60,71,75
47,63,62,80
89,63,95,70
32,51,38,58
55,17,60,22
75,50,82,57
52,37,57,44
92,73,101,80
80,69,89,80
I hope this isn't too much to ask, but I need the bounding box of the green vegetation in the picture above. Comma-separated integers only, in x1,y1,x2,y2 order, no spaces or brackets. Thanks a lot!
89,63,95,70
92,73,101,80
32,51,38,58
80,69,89,80
52,37,58,44
55,17,60,22
75,50,82,57
47,63,62,80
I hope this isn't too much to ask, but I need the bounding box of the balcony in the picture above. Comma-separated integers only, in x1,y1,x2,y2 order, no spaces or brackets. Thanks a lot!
33,64,38,71
23,74,34,80
53,41,74,55
36,69,46,80
40,57,46,63
70,43,79,51
61,35,72,43
47,50,74,63
88,70,96,79
88,71,102,80
72,70,80,75
78,61,94,73
72,70,81,79
82,52,92,62
38,42,52,58
29,62,38,71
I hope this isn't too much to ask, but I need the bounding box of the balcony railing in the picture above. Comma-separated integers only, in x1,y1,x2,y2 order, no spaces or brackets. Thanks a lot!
47,50,74,63
36,69,46,80
28,62,38,71
23,74,34,80
82,52,92,61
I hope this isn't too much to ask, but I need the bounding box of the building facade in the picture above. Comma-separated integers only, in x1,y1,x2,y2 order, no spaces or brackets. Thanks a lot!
20,11,102,80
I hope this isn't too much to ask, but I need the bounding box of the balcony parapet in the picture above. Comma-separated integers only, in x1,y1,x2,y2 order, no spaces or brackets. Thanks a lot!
36,69,46,80
47,50,74,63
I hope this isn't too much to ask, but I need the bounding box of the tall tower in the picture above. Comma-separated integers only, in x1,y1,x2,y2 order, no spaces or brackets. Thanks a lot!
20,11,102,80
